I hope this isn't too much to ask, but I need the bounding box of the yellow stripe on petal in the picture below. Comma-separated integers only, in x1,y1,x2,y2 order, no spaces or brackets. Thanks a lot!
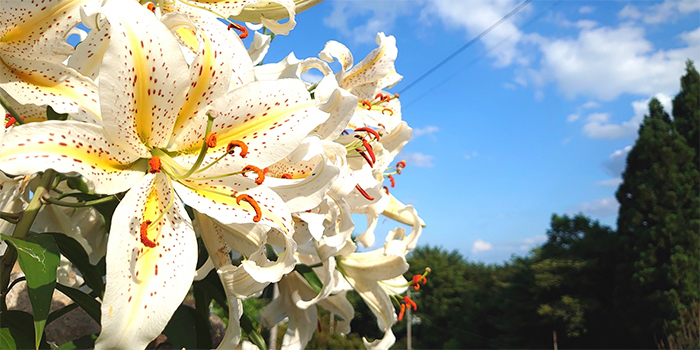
1,0,83,44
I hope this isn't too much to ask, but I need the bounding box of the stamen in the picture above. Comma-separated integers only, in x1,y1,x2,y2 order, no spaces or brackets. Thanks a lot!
374,93,385,101
388,174,395,188
227,140,248,158
149,156,161,174
354,127,381,141
140,220,156,248
382,95,391,102
382,108,394,116
205,133,217,148
354,135,376,163
176,115,215,179
398,303,406,321
5,116,16,128
383,185,390,194
403,296,417,311
355,185,374,201
227,23,249,39
361,101,372,110
236,194,262,222
242,165,265,185
356,149,374,167
146,2,156,13
396,160,406,175
281,173,293,179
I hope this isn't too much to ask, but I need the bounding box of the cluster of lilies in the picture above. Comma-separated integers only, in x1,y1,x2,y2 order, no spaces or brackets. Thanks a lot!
0,0,428,349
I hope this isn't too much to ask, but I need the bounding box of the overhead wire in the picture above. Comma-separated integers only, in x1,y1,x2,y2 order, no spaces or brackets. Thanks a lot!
404,0,565,108
397,0,534,96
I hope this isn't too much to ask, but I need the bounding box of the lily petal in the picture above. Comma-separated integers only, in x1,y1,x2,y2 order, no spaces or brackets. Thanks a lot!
96,173,197,350
0,121,144,194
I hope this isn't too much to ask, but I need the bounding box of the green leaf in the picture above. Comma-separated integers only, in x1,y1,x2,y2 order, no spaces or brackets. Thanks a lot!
162,304,212,350
240,311,267,350
56,333,98,349
47,233,104,296
46,303,79,325
295,264,323,293
46,106,68,121
1,234,59,349
0,310,47,349
54,283,101,323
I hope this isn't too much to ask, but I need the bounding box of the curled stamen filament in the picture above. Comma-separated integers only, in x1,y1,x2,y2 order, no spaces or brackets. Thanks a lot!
355,185,374,201
236,194,262,222
242,165,265,185
227,23,248,39
227,140,248,158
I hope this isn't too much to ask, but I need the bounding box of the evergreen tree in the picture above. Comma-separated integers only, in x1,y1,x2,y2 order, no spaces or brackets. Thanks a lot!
672,61,700,167
615,82,700,346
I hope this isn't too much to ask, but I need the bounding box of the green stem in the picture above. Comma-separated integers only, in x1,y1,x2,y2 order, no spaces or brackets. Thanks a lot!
13,170,56,239
0,211,22,224
44,195,117,208
0,245,17,311
0,93,25,125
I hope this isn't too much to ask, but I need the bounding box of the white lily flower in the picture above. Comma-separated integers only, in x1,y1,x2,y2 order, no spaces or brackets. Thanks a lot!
0,1,328,348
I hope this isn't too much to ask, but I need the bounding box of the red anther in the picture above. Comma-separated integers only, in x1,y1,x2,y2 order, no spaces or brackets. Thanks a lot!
140,220,156,248
242,165,265,185
227,140,248,158
382,95,391,102
356,136,376,164
5,116,16,128
398,303,406,321
263,167,269,175
205,133,217,148
377,123,386,129
146,2,156,13
383,185,390,194
227,22,248,39
357,149,374,167
411,274,427,290
388,174,395,188
403,296,417,311
382,108,394,116
281,173,293,179
148,156,161,174
354,127,381,141
361,101,372,110
355,184,374,201
236,194,262,222
374,93,385,101
396,160,406,174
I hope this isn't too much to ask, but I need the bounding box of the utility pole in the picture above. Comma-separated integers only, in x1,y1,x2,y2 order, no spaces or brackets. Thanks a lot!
553,330,558,350
407,288,412,350
268,284,279,350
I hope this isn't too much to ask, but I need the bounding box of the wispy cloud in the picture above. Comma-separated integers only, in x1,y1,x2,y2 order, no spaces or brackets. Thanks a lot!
567,197,619,217
464,151,478,160
578,6,595,14
618,0,700,24
413,125,439,137
400,152,435,167
566,113,580,123
582,94,672,139
471,235,547,254
603,146,633,177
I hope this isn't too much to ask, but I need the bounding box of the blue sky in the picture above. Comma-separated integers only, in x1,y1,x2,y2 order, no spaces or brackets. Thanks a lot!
257,0,700,263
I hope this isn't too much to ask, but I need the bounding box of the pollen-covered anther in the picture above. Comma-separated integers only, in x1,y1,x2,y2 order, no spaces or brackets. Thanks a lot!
281,173,293,179
242,165,265,185
236,194,262,222
388,174,396,188
411,274,427,291
227,23,249,39
361,101,372,110
354,127,381,141
148,156,161,174
383,185,390,194
227,140,248,158
396,160,406,174
146,2,156,13
398,303,406,321
374,93,387,101
355,184,374,201
140,220,156,248
382,108,394,116
205,133,217,148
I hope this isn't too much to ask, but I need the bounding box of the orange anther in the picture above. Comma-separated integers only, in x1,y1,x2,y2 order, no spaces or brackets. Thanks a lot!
146,2,156,13
411,274,427,290
148,156,161,173
355,185,374,201
382,108,394,116
388,174,395,188
242,165,265,185
403,296,417,311
383,185,390,194
227,140,248,158
5,116,16,128
236,194,262,222
140,220,156,248
382,95,391,102
396,160,406,174
361,101,372,110
374,93,385,101
281,173,293,179
354,127,381,141
205,133,217,148
227,23,249,39
398,303,406,321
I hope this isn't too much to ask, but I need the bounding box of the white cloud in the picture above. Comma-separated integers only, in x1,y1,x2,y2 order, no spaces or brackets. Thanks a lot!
578,6,595,14
464,151,478,160
603,146,633,177
566,113,580,123
531,24,700,101
582,101,601,109
568,197,620,217
400,152,434,167
618,0,700,24
322,0,415,43
472,239,493,253
596,178,623,187
412,125,439,137
582,94,673,139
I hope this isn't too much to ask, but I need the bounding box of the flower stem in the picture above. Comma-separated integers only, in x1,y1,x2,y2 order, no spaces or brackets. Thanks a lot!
44,194,117,208
0,93,25,125
13,170,56,239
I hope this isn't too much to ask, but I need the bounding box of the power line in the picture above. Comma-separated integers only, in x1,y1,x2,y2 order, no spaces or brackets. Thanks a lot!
404,0,565,108
397,0,533,96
